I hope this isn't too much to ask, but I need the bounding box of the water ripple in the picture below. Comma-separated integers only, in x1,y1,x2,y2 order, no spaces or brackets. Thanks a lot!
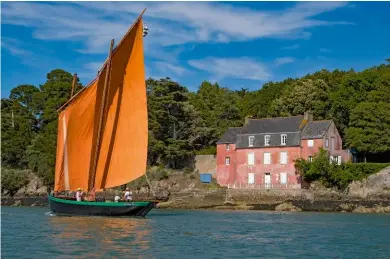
2,207,390,259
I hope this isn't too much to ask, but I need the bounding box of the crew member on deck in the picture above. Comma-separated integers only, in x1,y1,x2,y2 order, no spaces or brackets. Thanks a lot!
76,188,82,201
87,187,96,201
123,188,132,201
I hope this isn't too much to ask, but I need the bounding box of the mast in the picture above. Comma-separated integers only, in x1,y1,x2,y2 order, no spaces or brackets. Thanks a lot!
70,73,77,97
88,39,115,191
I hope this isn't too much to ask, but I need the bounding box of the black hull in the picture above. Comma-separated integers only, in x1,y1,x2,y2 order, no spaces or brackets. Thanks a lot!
48,195,154,217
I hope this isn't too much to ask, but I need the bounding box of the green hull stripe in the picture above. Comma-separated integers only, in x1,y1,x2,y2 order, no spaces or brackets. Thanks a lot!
48,195,150,207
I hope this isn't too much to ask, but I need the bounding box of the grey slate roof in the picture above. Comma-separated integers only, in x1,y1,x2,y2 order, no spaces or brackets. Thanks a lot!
243,115,304,134
301,121,332,139
236,132,301,148
217,127,243,144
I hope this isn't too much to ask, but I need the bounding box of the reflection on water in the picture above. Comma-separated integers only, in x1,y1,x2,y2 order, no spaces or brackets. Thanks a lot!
2,207,390,259
48,216,151,258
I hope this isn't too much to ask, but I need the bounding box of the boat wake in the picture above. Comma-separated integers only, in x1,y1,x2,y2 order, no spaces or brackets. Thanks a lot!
45,211,57,217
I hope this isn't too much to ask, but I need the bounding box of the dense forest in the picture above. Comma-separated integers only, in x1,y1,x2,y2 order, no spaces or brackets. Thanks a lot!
2,60,390,186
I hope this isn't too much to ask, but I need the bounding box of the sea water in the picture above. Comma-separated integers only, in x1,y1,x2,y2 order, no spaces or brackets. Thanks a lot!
1,206,390,258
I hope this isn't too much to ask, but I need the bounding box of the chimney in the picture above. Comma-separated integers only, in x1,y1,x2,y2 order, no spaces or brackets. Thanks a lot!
304,111,313,122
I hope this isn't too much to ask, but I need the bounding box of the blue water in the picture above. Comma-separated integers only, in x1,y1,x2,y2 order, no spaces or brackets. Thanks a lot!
1,207,390,259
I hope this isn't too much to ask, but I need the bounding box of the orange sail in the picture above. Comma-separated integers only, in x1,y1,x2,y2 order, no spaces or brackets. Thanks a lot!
54,14,148,192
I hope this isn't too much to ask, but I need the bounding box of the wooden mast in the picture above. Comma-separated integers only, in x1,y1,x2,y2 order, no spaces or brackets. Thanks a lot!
70,73,77,97
88,39,115,191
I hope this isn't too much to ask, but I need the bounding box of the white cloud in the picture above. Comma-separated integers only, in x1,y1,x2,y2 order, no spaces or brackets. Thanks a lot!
1,1,353,85
320,48,332,53
2,1,352,55
274,57,295,66
154,62,187,76
188,57,271,81
2,38,33,56
282,44,300,50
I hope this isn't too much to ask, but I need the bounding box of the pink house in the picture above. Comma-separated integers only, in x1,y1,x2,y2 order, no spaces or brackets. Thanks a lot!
216,112,351,189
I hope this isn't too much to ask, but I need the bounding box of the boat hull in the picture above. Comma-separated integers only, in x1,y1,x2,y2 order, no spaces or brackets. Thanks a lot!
48,195,154,217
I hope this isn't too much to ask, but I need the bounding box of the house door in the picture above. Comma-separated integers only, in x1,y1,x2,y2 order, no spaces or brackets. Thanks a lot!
264,173,271,189
248,173,255,184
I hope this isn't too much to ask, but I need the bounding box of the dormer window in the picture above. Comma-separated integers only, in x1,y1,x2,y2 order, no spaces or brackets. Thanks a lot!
264,135,270,146
281,134,287,146
248,136,255,147
226,144,230,151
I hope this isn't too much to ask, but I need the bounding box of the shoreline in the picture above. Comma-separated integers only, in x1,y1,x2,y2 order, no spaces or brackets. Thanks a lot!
2,196,390,214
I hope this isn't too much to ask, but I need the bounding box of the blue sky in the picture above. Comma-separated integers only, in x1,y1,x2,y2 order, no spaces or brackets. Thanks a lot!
2,1,390,98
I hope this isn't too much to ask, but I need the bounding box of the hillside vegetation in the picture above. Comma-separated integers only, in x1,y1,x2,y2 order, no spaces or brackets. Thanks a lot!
2,61,390,189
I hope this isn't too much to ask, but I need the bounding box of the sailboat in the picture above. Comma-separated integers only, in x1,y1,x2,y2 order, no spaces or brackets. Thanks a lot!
48,9,155,217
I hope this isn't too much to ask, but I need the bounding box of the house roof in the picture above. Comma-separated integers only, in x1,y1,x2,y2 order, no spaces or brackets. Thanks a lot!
243,115,304,134
217,127,243,144
301,120,332,139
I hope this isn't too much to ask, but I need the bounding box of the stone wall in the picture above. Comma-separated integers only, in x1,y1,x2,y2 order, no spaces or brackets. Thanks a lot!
195,155,216,177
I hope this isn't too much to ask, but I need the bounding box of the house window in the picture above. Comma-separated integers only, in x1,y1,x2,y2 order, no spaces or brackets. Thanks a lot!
325,138,329,148
249,136,255,147
264,135,270,146
280,152,288,164
308,140,314,147
280,172,287,184
248,153,255,165
263,152,271,165
337,156,342,165
331,137,335,150
225,157,230,165
308,156,313,162
281,134,287,146
226,144,230,151
329,155,334,164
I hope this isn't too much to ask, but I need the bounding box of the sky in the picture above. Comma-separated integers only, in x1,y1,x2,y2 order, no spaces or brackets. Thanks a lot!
1,1,390,98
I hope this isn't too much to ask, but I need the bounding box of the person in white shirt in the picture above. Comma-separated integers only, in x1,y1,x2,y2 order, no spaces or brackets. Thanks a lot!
76,188,82,201
123,187,132,201
114,195,121,202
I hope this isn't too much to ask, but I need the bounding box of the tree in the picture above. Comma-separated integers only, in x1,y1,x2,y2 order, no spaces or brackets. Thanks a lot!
190,81,242,145
147,77,207,168
346,102,390,154
27,69,83,184
1,98,37,168
269,79,331,119
240,79,291,118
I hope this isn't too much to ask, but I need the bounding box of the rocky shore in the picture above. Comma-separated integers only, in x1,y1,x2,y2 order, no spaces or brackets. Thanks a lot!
2,166,390,214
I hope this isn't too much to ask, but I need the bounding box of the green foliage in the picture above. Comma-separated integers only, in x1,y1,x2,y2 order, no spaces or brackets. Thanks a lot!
2,61,390,188
346,101,390,153
295,149,390,190
1,169,30,196
195,146,216,155
269,79,331,119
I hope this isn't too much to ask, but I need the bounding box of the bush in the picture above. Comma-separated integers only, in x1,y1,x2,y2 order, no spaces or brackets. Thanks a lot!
195,146,216,155
1,168,30,196
295,148,390,190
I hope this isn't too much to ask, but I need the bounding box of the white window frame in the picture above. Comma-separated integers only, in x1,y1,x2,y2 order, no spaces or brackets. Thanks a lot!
331,137,335,150
308,139,314,147
337,156,342,165
280,151,288,165
225,157,230,165
308,156,313,162
248,153,255,165
325,138,329,148
264,135,270,146
281,134,287,146
263,152,271,165
226,144,230,151
280,172,288,185
248,136,255,147
248,173,255,184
